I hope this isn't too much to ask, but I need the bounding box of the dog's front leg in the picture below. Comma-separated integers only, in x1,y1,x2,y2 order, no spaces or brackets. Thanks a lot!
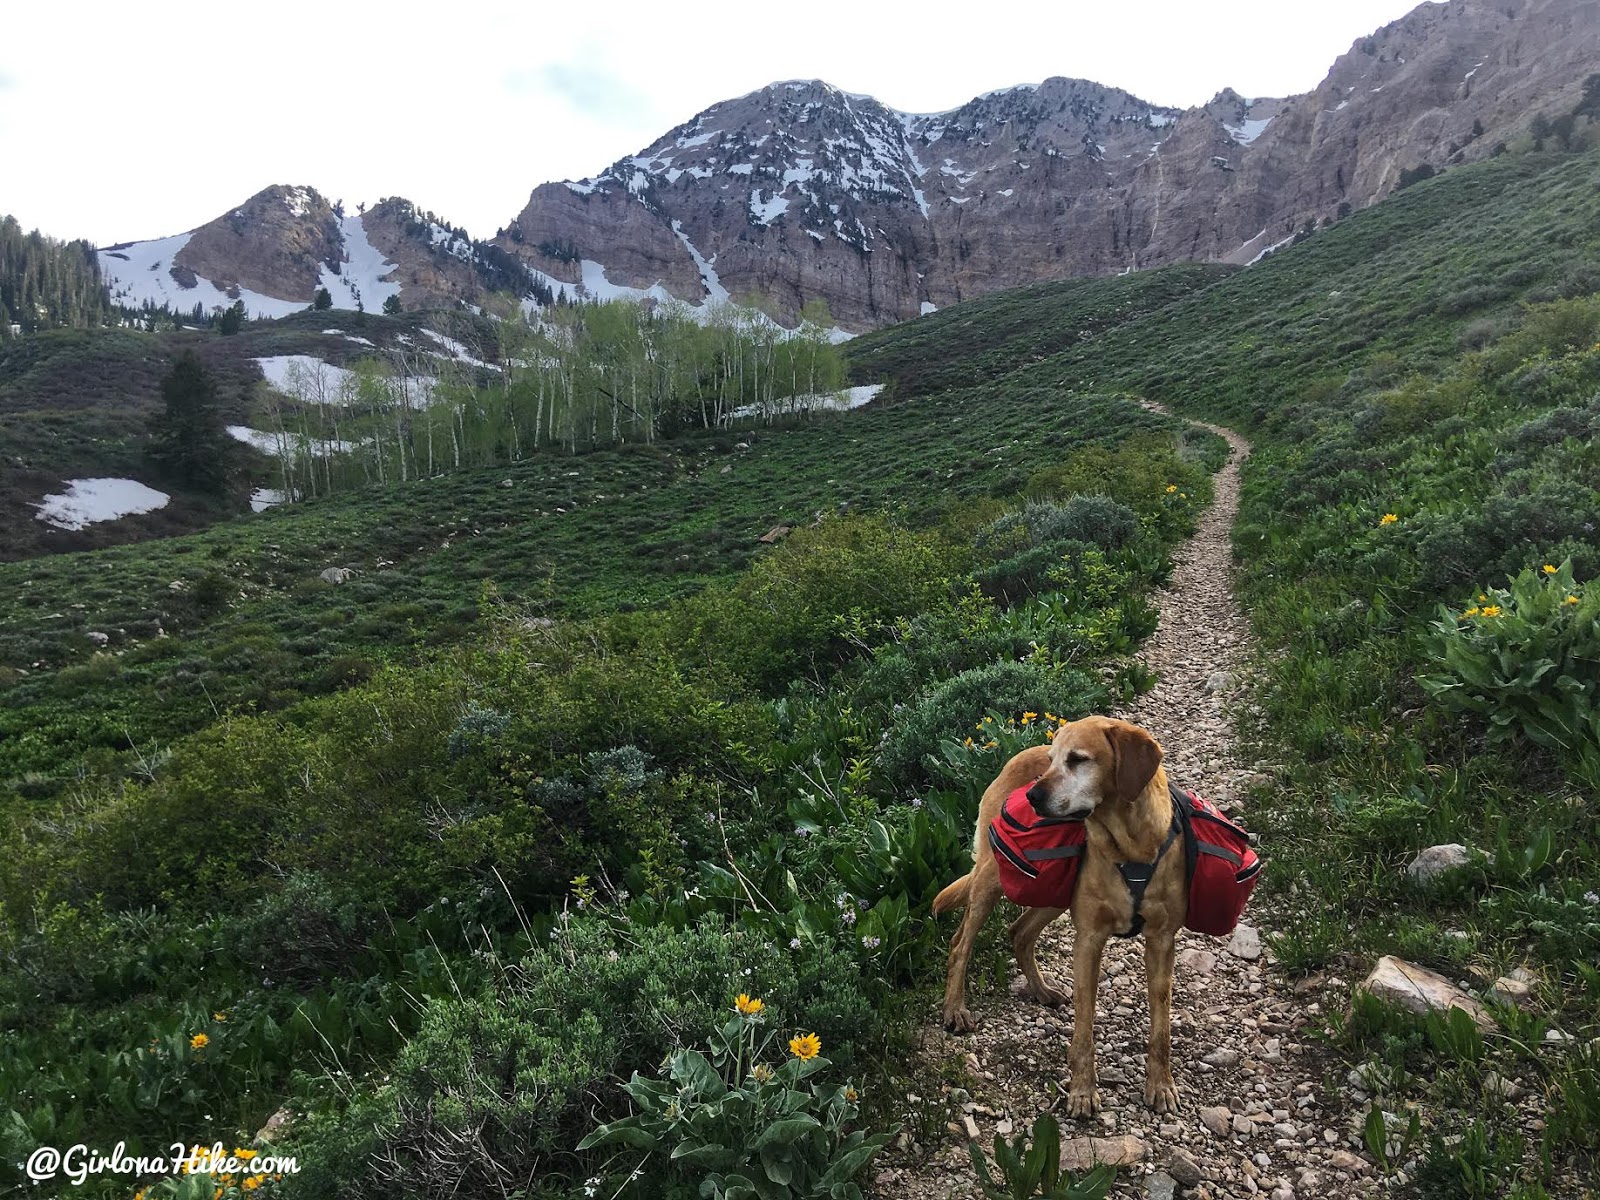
1143,928,1180,1112
1066,924,1110,1117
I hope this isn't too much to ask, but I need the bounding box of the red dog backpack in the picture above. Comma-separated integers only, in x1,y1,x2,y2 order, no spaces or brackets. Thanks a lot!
987,785,1086,907
1170,781,1261,936
985,779,1261,936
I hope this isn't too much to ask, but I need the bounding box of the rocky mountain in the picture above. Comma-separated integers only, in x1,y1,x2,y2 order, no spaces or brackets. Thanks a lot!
98,187,514,319
87,0,1598,331
497,0,1600,327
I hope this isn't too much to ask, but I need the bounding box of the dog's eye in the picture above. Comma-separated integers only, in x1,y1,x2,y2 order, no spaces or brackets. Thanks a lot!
1065,750,1089,766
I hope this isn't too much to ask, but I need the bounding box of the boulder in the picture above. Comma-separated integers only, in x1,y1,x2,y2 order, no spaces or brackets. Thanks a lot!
1358,955,1493,1028
1200,1106,1232,1136
1059,1135,1148,1170
1168,1147,1204,1186
1405,843,1471,883
1226,923,1262,960
319,567,353,584
254,1106,292,1144
1489,976,1534,1007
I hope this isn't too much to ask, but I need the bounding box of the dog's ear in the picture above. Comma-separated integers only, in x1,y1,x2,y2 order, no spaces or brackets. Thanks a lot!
1107,721,1162,804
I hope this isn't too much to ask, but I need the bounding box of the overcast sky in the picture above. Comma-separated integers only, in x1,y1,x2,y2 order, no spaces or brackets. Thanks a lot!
2,0,1428,246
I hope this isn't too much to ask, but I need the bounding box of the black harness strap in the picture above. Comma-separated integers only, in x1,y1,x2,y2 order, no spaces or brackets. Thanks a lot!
1115,814,1182,939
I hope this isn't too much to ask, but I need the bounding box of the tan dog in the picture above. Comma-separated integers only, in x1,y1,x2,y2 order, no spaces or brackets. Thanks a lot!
933,715,1186,1115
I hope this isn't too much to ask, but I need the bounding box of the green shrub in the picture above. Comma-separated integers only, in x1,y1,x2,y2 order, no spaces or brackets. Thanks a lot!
1418,561,1600,784
578,1002,891,1200
229,872,378,988
311,916,873,1197
876,660,1105,787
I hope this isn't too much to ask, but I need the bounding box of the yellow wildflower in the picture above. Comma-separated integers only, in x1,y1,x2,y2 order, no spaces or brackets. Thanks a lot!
1179,493,1187,499
1479,605,1503,618
1477,593,1488,602
1044,712,1057,722
964,737,975,748
214,1011,228,1021
213,1190,223,1200
735,994,764,1016
1543,564,1558,575
789,1032,822,1060
1565,595,1580,605
1165,485,1177,494
845,1086,859,1102
1462,607,1480,619
243,1176,264,1192
190,1033,209,1051
752,1063,774,1083
1379,513,1398,526
984,740,998,750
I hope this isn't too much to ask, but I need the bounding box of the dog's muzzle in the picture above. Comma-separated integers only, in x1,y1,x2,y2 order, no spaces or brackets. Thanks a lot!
1026,783,1089,821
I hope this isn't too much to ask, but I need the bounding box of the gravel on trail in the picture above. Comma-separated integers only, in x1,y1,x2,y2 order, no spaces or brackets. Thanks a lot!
872,420,1385,1200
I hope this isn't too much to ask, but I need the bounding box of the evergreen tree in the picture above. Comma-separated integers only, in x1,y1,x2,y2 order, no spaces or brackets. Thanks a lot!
1575,73,1600,122
313,287,333,311
147,351,236,496
217,299,246,335
382,293,402,316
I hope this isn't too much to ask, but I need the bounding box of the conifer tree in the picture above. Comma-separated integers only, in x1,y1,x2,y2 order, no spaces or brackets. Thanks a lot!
147,351,236,496
313,287,333,311
217,299,246,335
382,294,402,315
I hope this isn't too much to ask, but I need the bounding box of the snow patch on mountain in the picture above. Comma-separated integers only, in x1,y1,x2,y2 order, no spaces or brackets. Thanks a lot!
98,233,308,319
1226,116,1274,145
32,478,170,530
750,190,789,225
318,215,401,314
671,221,730,303
420,328,501,371
228,426,359,457
255,355,358,401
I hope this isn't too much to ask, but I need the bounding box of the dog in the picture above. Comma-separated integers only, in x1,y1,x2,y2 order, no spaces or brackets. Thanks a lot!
932,715,1186,1116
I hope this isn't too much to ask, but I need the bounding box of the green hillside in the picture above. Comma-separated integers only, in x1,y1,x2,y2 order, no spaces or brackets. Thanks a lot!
0,309,477,559
3,144,1599,1199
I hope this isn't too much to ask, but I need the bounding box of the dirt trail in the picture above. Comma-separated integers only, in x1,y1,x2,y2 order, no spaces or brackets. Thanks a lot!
875,420,1381,1200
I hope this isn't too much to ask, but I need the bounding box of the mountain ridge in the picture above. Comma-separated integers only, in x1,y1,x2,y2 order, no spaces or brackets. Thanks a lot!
87,0,1600,329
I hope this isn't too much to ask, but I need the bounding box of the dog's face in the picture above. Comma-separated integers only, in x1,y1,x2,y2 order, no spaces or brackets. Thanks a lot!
1025,716,1163,820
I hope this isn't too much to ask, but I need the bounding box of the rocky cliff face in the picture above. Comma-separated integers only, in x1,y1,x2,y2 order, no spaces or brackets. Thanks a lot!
172,185,342,300
496,0,1600,327
99,188,508,318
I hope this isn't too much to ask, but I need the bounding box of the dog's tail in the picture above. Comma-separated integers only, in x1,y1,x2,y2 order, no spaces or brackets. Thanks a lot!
932,873,971,915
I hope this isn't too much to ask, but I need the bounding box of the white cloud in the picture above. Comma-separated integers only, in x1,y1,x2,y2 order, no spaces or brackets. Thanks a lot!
5,0,1425,247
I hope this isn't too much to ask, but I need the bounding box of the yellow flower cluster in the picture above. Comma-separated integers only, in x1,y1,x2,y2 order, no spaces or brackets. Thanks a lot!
1461,605,1504,619
789,1032,822,1060
966,711,1069,752
1543,564,1558,575
1165,485,1177,494
735,993,764,1016
190,1033,209,1051
1566,595,1581,606
1379,513,1399,526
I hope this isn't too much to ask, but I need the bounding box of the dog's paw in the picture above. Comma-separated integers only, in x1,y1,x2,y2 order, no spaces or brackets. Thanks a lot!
1065,1086,1100,1118
1144,1077,1180,1113
944,1007,978,1034
1023,979,1070,1008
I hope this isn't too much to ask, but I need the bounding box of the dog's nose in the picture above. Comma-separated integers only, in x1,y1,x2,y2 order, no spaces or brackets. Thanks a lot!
1025,783,1044,809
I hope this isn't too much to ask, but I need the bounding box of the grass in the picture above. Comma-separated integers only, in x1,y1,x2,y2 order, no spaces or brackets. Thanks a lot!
3,139,1600,1198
